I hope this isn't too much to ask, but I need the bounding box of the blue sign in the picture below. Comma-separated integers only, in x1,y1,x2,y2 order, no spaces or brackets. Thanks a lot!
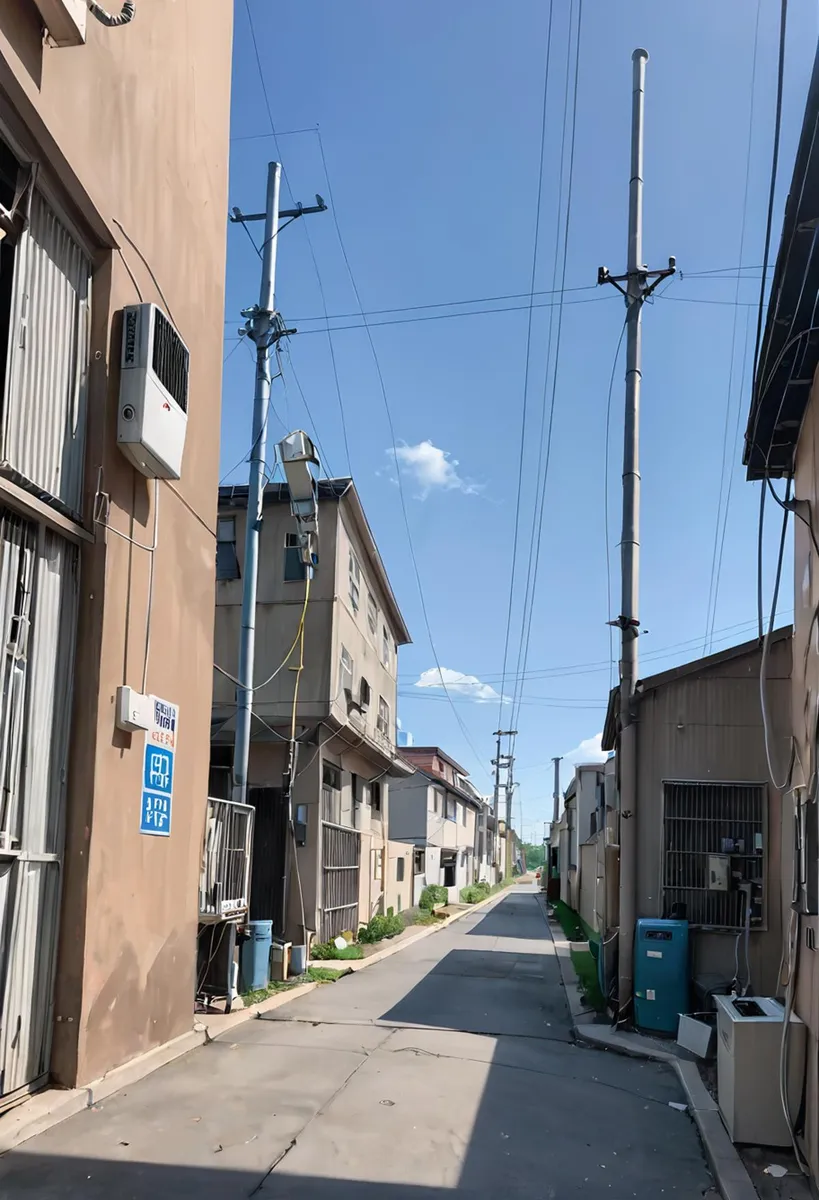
139,696,178,837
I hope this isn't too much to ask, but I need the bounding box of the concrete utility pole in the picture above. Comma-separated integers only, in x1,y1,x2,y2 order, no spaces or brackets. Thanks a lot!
492,729,516,878
551,755,562,825
598,51,674,1020
229,163,326,804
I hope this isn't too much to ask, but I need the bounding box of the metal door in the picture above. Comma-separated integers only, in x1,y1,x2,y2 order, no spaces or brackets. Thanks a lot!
320,823,360,942
0,507,78,1107
247,787,286,935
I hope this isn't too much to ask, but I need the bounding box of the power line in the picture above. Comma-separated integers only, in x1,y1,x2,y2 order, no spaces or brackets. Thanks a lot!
312,125,492,782
703,0,763,654
511,0,583,733
497,0,556,730
604,317,628,689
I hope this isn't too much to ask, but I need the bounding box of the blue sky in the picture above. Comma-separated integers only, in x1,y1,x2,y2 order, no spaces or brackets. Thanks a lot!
223,0,818,842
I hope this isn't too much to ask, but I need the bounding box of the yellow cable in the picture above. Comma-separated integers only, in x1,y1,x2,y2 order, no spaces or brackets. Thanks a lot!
289,571,311,743
254,571,311,693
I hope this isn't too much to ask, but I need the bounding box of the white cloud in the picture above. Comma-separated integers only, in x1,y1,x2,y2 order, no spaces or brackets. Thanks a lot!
563,732,608,766
385,440,480,499
414,666,508,704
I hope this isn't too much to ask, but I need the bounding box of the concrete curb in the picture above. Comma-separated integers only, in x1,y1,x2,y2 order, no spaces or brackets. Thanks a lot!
1,883,515,1153
538,896,758,1200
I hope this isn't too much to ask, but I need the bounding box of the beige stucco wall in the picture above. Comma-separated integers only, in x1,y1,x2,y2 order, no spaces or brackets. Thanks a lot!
792,380,819,1182
0,3,232,1086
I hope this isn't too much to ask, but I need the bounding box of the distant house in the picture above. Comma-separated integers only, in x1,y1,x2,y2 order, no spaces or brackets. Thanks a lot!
388,747,482,903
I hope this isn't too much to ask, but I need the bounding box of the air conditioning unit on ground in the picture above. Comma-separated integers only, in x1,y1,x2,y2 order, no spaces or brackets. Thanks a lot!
118,304,189,479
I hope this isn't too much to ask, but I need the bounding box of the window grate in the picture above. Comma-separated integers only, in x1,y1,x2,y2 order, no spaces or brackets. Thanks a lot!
152,307,189,413
661,781,766,930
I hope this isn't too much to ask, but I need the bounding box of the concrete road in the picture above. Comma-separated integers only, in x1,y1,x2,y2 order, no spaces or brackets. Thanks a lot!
0,888,713,1198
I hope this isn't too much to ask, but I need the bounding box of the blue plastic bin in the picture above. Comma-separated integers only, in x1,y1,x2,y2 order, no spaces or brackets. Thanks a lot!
240,920,273,992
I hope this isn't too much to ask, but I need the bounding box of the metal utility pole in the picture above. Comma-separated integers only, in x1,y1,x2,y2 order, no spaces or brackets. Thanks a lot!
598,51,674,1019
229,163,326,804
551,756,562,825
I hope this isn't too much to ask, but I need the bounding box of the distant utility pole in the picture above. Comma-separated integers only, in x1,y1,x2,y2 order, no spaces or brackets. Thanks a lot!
229,163,326,805
551,756,562,825
492,729,516,877
598,51,675,1020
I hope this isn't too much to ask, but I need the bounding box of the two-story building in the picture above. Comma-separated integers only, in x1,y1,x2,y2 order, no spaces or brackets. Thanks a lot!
388,746,481,904
0,2,231,1110
211,479,412,946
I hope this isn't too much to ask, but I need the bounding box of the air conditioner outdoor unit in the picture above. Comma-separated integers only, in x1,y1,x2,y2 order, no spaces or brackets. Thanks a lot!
118,303,189,480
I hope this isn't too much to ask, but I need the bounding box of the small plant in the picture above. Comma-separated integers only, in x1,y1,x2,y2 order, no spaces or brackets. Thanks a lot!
419,884,448,911
310,940,364,961
460,881,491,904
357,911,405,944
413,911,444,925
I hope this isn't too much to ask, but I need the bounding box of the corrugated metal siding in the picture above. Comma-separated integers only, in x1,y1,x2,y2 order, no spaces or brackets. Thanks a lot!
0,508,78,1103
1,189,91,516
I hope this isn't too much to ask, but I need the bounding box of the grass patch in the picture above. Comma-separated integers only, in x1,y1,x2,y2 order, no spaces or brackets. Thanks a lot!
305,965,346,984
552,898,585,942
413,911,445,925
570,946,605,1013
310,940,365,961
241,964,347,1007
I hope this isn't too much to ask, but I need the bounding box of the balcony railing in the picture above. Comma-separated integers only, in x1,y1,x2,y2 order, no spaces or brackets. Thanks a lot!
199,797,254,920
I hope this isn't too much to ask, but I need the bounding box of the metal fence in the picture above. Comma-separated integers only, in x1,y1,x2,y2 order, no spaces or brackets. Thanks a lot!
199,797,254,919
320,823,360,942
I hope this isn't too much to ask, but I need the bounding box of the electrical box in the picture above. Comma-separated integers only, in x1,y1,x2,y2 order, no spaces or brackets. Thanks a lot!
115,686,153,733
634,919,690,1035
117,304,189,480
708,854,731,892
714,995,806,1145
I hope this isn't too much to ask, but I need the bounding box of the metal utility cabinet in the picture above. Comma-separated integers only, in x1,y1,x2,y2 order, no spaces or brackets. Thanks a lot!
633,919,689,1034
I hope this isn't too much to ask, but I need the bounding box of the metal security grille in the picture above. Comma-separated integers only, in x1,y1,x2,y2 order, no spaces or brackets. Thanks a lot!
199,798,253,919
151,307,189,413
662,781,766,930
321,823,360,942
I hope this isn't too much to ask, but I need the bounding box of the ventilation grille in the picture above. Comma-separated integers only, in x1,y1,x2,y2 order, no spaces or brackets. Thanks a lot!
152,308,189,413
662,780,765,930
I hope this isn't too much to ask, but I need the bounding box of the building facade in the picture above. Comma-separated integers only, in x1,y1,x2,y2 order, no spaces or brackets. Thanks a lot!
603,633,792,1013
0,1,232,1106
211,480,412,945
741,44,819,1181
388,747,481,904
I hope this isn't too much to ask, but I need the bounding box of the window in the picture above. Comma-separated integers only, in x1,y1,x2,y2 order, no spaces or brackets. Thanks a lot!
295,804,308,847
322,763,341,791
372,848,383,879
322,762,341,824
445,795,457,822
348,549,361,611
413,848,425,876
396,856,405,882
351,773,360,805
461,803,467,827
377,696,390,737
371,780,382,813
367,592,378,635
340,646,353,694
359,678,371,709
661,781,766,930
284,532,306,582
216,517,240,580
432,789,442,814
381,624,390,667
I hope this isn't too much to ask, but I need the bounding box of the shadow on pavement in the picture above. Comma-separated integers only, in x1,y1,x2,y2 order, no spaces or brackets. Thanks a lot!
465,892,550,940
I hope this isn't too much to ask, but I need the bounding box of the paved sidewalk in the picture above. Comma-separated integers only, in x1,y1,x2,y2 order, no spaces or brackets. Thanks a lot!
0,887,714,1198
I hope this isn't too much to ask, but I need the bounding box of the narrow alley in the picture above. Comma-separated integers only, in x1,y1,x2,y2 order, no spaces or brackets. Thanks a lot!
0,889,713,1198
